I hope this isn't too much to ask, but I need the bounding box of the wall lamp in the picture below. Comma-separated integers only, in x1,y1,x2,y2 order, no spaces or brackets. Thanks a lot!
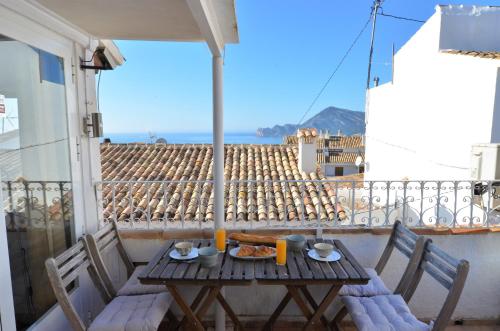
80,40,125,71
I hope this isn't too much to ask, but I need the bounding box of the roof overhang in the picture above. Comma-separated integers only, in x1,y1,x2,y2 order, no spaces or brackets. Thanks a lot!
441,49,500,60
31,0,238,56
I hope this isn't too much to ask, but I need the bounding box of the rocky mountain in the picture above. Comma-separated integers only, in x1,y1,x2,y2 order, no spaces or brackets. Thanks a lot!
256,106,365,137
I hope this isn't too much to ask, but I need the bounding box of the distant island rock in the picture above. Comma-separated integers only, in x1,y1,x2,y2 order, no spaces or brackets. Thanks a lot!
256,106,365,137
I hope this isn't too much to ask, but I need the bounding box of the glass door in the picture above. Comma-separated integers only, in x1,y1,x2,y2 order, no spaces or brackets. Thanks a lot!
0,33,76,330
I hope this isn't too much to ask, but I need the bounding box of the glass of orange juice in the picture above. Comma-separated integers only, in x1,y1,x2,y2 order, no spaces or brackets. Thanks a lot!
215,228,226,252
276,239,287,265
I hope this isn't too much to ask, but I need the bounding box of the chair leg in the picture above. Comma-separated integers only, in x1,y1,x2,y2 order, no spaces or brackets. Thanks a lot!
166,309,180,331
330,305,348,331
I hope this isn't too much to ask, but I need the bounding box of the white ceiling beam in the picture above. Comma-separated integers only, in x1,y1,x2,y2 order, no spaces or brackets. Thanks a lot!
186,0,224,56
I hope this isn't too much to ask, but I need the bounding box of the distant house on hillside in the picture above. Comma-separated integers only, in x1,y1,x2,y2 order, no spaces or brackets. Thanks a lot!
285,129,365,177
365,5,500,181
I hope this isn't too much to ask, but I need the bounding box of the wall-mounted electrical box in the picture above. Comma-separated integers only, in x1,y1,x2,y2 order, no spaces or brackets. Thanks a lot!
471,144,500,180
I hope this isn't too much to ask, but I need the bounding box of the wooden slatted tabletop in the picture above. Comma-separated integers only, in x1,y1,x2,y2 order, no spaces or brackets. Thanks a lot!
138,238,370,331
256,239,370,285
138,239,255,285
139,238,369,285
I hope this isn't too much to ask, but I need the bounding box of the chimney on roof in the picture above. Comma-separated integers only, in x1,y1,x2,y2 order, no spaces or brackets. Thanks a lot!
297,128,318,173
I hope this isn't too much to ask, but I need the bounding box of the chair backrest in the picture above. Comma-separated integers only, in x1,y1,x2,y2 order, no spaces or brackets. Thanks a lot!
405,240,469,331
86,221,135,297
45,239,112,331
375,220,426,300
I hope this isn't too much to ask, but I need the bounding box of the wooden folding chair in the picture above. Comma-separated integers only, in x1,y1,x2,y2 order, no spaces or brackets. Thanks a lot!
331,221,425,328
339,220,425,299
45,238,173,331
338,239,469,331
86,220,166,297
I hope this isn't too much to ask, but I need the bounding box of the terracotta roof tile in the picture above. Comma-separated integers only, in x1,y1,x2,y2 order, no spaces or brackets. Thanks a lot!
442,49,500,60
317,152,363,164
317,136,364,149
100,143,345,223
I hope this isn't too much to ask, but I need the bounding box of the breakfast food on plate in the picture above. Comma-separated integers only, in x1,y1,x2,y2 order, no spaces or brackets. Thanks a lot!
229,233,280,246
235,244,276,258
236,245,257,257
253,245,275,257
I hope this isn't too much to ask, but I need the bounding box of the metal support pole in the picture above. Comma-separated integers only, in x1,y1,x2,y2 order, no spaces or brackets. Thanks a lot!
365,0,382,126
212,55,225,331
366,0,382,90
213,55,224,230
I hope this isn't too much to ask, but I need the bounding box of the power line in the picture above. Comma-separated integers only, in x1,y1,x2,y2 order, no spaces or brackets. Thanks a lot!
0,137,68,156
378,11,425,23
297,14,372,126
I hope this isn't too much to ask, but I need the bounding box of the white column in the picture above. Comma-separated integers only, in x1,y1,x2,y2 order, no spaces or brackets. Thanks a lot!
212,55,226,331
213,55,224,229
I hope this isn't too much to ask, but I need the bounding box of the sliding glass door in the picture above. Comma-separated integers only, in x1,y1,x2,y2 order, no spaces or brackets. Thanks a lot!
0,34,76,330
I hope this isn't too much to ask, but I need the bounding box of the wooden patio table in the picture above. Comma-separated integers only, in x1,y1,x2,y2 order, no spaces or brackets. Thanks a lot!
257,239,370,331
138,239,251,331
139,238,369,331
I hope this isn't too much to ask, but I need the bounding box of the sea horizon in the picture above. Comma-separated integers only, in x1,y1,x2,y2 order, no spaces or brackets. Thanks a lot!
102,132,284,145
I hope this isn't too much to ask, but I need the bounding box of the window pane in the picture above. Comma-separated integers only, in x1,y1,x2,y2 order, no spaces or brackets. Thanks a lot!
0,34,75,330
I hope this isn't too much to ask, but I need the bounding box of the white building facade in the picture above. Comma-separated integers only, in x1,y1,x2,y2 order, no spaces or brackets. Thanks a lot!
365,5,500,181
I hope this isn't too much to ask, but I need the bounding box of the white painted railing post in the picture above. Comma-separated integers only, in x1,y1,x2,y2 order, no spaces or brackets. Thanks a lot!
213,54,225,331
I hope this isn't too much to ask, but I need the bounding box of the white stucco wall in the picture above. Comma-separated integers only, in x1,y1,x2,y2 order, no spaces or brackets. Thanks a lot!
298,140,317,173
323,164,359,177
365,8,500,181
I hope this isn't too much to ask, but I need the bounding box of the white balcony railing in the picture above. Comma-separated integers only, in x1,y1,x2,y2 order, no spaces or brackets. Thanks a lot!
95,180,500,229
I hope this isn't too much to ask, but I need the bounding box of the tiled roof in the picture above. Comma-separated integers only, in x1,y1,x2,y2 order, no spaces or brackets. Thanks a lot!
442,49,500,60
317,135,363,149
100,143,345,223
296,128,317,144
317,152,362,164
284,134,364,165
284,135,364,149
297,128,318,138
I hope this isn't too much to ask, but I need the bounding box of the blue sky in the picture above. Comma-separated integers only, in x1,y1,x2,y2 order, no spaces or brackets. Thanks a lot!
100,0,495,133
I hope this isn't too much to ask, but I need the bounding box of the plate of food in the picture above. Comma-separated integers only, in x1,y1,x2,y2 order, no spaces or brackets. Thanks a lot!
229,245,276,260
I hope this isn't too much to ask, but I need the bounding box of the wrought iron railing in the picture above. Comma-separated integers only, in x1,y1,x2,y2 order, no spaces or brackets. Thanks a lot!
2,181,73,235
96,180,500,229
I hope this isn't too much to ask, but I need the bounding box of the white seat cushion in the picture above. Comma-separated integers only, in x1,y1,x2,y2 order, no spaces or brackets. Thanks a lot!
89,292,172,331
342,295,431,331
339,268,391,297
117,265,167,296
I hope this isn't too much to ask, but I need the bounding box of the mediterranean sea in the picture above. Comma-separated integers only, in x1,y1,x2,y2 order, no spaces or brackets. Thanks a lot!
102,132,283,145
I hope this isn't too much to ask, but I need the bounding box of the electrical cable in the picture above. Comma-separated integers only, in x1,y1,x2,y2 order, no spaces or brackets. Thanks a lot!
297,14,372,126
0,138,68,156
97,70,102,112
366,135,469,170
378,11,425,23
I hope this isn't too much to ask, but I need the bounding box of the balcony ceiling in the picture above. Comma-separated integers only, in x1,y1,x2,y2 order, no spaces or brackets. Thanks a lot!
33,0,238,44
